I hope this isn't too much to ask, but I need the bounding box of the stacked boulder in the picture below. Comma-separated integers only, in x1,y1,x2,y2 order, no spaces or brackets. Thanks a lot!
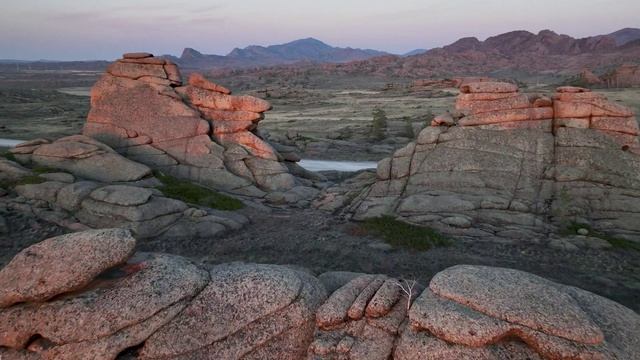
455,81,554,131
9,135,151,183
347,83,640,242
553,86,639,152
82,52,310,199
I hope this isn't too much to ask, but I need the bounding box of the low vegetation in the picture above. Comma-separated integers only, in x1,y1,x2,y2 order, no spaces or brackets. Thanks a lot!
370,108,388,140
562,222,640,252
0,175,47,189
1,151,17,162
359,216,450,251
154,171,244,211
31,166,58,174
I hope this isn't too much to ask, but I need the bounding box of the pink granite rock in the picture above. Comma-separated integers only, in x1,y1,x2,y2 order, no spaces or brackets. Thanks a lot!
0,229,136,308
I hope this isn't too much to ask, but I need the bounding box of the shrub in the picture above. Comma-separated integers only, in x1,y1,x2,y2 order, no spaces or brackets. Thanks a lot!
155,171,244,211
359,216,450,251
370,108,388,140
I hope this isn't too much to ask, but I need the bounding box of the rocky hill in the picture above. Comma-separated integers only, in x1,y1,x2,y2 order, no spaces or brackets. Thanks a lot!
210,28,640,81
164,38,388,69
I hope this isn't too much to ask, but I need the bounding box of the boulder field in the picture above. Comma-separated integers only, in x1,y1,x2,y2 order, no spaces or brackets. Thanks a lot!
67,52,319,202
0,229,638,359
323,83,640,243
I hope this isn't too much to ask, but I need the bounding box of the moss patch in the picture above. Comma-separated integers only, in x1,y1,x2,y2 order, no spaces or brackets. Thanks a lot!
31,165,59,174
562,223,640,252
0,175,47,189
154,171,244,211
1,151,17,162
359,216,450,251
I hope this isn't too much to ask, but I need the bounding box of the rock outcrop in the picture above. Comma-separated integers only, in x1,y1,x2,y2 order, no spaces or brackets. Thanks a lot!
1,230,638,359
344,83,640,242
80,53,316,201
10,136,151,183
1,156,247,239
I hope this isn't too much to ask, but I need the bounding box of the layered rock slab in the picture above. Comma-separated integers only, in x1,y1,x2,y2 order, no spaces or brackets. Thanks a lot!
10,136,152,183
140,263,327,359
400,265,640,359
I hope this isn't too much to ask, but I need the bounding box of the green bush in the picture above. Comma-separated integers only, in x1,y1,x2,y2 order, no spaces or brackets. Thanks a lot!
370,108,388,140
360,216,450,251
155,171,244,211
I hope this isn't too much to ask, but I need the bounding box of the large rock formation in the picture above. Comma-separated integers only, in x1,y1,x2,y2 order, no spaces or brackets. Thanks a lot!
340,83,640,242
81,52,314,200
0,229,638,359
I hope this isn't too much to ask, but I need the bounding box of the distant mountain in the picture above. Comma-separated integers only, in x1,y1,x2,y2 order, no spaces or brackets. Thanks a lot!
608,28,640,46
166,38,389,69
402,49,428,57
215,28,640,80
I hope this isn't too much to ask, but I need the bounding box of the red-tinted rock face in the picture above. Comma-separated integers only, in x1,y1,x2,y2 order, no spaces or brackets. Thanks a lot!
83,54,303,195
346,82,640,243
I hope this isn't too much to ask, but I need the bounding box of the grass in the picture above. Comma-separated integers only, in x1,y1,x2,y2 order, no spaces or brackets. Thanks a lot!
1,151,17,162
154,171,244,211
358,215,451,251
561,222,640,252
0,175,47,189
31,165,58,174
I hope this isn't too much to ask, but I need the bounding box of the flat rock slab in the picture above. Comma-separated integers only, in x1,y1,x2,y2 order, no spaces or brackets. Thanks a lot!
429,265,604,345
0,252,209,348
0,228,136,308
90,185,153,206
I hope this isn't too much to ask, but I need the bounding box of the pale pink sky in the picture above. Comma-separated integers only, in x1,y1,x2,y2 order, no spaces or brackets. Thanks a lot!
1,0,638,60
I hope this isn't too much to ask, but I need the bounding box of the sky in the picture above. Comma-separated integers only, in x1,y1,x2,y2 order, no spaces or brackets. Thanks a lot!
1,0,639,60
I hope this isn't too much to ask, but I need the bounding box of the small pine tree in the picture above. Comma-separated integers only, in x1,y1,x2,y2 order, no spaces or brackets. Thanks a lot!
402,116,415,138
371,108,388,140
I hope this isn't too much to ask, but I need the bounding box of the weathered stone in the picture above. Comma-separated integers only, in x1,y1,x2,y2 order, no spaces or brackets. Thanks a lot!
188,72,231,94
0,252,209,348
90,185,153,206
429,265,604,344
0,229,136,308
0,159,32,181
56,181,100,211
39,172,75,183
15,181,66,203
182,85,272,112
316,275,375,328
140,263,326,359
122,52,153,59
459,81,519,94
